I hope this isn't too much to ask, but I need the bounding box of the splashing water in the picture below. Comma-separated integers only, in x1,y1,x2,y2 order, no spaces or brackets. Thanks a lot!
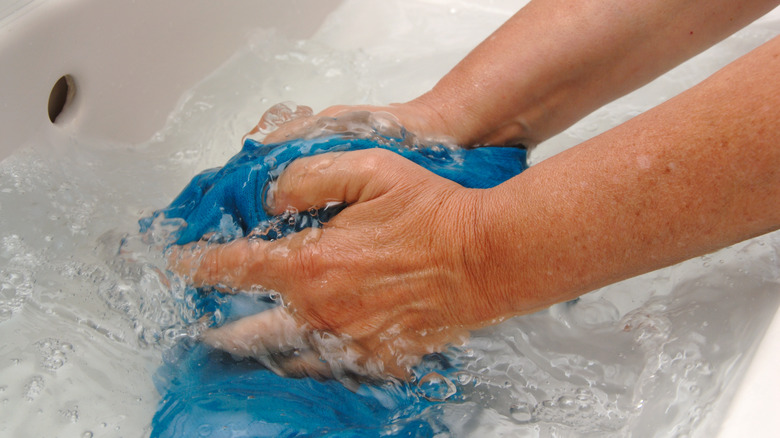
1,1,779,437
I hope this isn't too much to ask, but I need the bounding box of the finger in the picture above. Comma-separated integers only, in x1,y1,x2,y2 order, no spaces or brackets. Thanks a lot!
274,349,334,380
200,306,308,356
268,149,418,215
261,105,384,144
168,237,291,291
247,102,314,143
369,329,468,376
260,117,316,144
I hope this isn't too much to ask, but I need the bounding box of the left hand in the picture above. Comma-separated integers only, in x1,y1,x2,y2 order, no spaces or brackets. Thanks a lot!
256,100,461,146
170,148,507,380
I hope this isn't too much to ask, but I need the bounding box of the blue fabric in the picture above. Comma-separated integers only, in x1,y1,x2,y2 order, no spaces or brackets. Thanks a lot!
151,292,450,438
142,135,527,245
146,135,528,437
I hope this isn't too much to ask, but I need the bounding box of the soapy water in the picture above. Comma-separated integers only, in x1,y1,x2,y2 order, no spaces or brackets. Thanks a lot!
1,0,779,436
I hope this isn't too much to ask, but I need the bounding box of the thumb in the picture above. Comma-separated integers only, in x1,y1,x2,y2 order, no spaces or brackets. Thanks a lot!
268,148,420,215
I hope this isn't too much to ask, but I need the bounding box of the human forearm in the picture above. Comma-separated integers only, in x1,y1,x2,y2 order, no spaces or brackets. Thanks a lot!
476,35,780,315
412,0,779,146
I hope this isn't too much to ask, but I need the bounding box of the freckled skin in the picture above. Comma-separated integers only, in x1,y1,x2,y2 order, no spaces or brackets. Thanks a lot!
174,0,780,380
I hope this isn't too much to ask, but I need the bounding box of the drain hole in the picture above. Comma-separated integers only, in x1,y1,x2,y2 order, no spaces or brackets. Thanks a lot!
48,75,75,123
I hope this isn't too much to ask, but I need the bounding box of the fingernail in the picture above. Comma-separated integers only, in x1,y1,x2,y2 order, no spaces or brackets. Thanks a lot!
264,181,277,212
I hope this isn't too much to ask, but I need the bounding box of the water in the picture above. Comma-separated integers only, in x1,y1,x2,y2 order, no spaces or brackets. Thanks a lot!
1,0,779,436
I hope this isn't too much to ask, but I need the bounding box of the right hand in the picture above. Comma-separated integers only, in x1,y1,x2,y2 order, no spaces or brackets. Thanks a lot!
169,149,516,380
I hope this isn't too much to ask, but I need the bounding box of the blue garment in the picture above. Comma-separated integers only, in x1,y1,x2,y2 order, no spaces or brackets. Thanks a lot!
142,135,527,245
146,135,528,437
152,292,449,437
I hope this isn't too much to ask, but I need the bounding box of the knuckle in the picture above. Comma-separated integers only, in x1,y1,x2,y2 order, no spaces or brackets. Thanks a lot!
282,153,336,187
359,148,397,170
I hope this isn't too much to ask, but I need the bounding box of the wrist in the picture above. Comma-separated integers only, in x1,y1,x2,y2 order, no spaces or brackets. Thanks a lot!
469,178,583,318
444,187,527,326
407,84,537,148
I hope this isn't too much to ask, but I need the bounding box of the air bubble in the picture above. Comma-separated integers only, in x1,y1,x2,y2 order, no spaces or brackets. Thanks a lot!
198,424,213,436
576,388,593,402
24,375,45,401
454,372,473,385
557,395,576,409
417,372,457,401
578,403,593,412
509,402,534,423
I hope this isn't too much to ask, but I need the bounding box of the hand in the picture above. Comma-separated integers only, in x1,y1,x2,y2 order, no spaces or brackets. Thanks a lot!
255,99,458,146
170,149,511,380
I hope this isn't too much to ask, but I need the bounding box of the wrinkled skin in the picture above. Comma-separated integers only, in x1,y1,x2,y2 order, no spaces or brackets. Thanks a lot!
171,148,501,379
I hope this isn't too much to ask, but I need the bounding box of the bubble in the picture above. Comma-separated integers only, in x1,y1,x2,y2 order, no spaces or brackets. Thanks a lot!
557,395,576,409
417,372,457,402
575,388,593,399
198,424,213,436
24,375,45,401
509,402,534,423
454,372,474,385
59,404,79,423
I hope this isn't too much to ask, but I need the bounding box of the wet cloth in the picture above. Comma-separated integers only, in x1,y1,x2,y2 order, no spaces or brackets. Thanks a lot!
146,135,528,437
142,135,528,245
151,291,453,437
